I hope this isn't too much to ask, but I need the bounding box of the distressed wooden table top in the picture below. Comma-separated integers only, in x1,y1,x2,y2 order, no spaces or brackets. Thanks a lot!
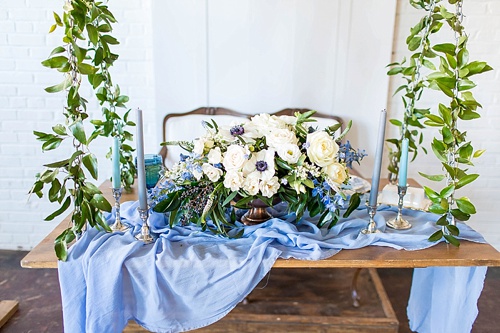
21,179,500,269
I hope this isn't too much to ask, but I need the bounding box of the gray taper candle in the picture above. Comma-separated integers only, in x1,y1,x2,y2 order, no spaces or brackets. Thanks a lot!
136,109,148,210
368,109,387,207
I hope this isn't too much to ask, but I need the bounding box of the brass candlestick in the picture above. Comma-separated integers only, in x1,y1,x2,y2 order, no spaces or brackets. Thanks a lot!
386,185,412,230
110,188,130,232
361,204,381,234
135,207,154,244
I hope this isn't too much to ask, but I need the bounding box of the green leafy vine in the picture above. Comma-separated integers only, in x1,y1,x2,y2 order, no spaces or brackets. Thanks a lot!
29,0,135,260
386,0,442,177
388,0,492,245
420,0,492,245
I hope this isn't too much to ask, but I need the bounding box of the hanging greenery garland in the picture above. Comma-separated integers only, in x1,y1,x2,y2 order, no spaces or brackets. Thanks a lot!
29,0,136,260
389,0,492,245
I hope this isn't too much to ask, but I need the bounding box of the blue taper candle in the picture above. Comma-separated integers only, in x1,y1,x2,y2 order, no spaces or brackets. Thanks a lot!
398,138,409,187
136,109,148,210
368,109,387,207
112,136,121,188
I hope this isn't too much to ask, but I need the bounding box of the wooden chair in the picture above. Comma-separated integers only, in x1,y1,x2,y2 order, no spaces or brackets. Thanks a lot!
159,107,344,167
159,107,250,167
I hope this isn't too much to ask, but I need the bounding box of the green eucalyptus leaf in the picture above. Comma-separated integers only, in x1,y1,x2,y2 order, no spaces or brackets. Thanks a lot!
443,234,460,247
435,215,448,226
86,24,99,45
418,172,445,182
90,193,112,212
433,43,456,55
428,229,443,242
42,137,63,151
45,75,71,93
439,184,455,199
69,120,87,145
82,153,98,180
447,224,460,236
52,124,67,135
77,63,98,75
473,149,485,158
451,208,470,221
42,56,68,69
43,158,70,168
456,197,476,214
45,196,71,221
55,239,68,261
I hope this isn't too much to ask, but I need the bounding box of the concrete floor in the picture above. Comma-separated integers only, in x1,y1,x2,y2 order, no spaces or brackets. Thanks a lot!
1,250,499,333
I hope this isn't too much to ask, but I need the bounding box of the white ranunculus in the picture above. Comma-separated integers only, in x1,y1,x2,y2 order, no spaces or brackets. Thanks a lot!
207,147,222,164
323,162,347,185
223,170,244,191
306,131,339,167
202,163,223,182
259,176,280,198
223,145,249,171
243,171,260,196
276,144,301,164
266,128,298,149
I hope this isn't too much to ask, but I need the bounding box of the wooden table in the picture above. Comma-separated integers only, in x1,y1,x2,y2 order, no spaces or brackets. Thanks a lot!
21,179,500,269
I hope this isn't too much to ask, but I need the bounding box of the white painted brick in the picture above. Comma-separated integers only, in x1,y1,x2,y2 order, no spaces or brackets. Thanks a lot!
0,71,32,83
15,21,34,33
0,86,17,96
7,33,45,46
7,8,49,21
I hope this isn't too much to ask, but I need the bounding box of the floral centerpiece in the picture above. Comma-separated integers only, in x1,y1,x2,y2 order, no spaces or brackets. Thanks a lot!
150,111,365,235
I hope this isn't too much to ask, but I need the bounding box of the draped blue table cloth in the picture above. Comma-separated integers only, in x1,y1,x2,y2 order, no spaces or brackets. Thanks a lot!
59,202,487,333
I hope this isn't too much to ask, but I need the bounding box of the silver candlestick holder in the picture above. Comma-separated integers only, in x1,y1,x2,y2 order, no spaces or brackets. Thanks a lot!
110,188,130,232
135,207,154,244
386,185,412,230
361,204,381,234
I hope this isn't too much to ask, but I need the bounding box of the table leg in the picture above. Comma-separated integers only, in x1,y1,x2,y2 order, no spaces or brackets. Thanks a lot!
351,268,362,308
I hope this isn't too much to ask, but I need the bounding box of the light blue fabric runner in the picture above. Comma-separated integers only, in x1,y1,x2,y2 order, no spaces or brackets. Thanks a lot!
408,266,487,333
58,201,487,333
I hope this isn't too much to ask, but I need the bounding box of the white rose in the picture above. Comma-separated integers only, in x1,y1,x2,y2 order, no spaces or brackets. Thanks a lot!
202,163,223,182
323,162,347,185
306,131,339,167
223,170,244,191
276,144,301,164
249,114,286,136
243,171,260,196
259,176,280,198
223,145,249,171
207,147,222,164
266,128,298,149
278,115,297,126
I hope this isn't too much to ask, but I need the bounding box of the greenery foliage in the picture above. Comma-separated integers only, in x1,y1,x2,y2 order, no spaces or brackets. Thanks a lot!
29,0,136,260
388,0,492,245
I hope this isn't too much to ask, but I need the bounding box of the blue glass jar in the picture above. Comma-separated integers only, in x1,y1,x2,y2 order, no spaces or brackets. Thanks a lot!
138,154,163,189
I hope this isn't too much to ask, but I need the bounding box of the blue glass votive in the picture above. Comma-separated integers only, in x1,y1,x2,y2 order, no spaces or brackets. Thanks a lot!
136,154,163,189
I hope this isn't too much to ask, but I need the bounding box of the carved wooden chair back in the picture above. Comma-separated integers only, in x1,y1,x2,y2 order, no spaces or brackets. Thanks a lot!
160,107,344,167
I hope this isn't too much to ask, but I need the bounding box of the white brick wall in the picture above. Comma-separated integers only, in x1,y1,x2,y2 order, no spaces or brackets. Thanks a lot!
1,0,499,251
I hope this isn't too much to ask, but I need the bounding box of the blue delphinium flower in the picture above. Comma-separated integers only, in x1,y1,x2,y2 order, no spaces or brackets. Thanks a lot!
339,140,367,169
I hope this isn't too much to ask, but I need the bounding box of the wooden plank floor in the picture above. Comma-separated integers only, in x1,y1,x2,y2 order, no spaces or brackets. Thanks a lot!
0,300,19,329
125,268,398,333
